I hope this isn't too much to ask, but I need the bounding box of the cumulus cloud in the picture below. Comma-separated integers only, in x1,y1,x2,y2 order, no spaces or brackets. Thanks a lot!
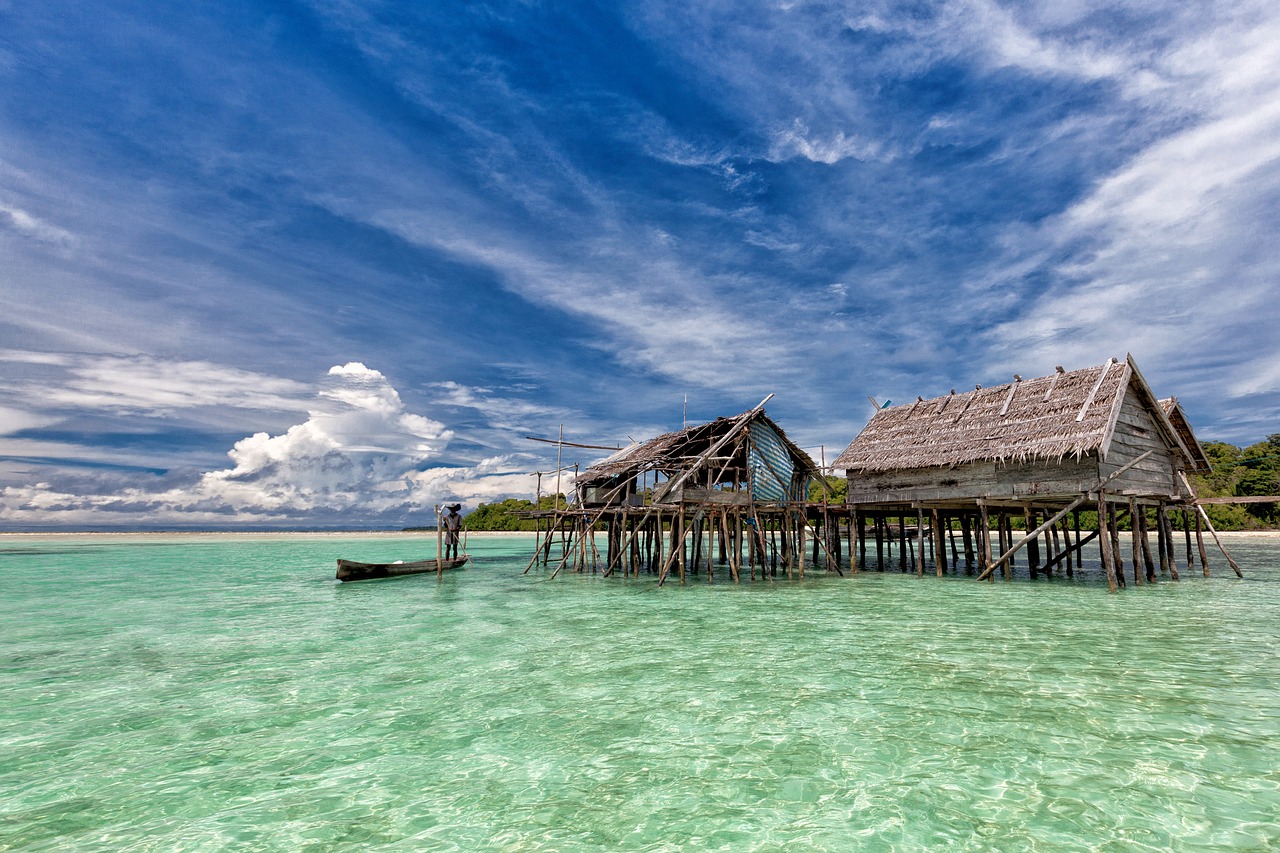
0,363,536,527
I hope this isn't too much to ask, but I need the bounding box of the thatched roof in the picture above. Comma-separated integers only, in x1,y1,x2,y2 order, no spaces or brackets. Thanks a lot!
834,354,1193,473
1159,397,1211,472
577,409,816,487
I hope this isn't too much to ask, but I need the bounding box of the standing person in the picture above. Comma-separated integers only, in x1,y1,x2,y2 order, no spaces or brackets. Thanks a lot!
443,504,463,559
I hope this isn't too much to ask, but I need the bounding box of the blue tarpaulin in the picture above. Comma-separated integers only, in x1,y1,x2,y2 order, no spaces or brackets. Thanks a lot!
748,420,802,502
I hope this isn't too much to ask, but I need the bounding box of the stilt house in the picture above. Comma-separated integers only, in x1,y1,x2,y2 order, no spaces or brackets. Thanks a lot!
832,354,1222,589
576,405,816,509
528,400,822,584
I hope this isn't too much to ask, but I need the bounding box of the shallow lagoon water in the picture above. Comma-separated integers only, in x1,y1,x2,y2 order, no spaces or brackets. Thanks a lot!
2,532,1279,851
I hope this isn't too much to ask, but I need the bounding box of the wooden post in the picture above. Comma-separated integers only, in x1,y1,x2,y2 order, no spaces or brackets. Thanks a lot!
874,513,884,570
932,508,944,576
1183,509,1193,570
1108,503,1124,587
1138,508,1156,582
1128,498,1142,586
1155,503,1169,576
898,514,908,570
1161,504,1179,581
797,509,806,580
1059,514,1070,573
1098,493,1118,593
978,502,994,582
1024,507,1039,578
850,506,859,574
961,514,975,568
1195,510,1210,577
916,508,926,576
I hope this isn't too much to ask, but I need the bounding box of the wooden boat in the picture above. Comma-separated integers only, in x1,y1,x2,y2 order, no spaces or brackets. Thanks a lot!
337,503,468,582
336,556,468,582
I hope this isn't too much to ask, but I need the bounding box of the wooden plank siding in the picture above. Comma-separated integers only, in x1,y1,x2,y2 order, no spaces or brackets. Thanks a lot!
1099,388,1179,496
847,455,1101,504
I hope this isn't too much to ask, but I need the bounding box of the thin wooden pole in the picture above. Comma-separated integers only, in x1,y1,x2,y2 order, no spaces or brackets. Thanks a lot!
1178,471,1243,577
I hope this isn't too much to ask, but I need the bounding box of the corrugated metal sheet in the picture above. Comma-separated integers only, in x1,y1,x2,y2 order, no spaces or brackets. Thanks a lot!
748,420,800,502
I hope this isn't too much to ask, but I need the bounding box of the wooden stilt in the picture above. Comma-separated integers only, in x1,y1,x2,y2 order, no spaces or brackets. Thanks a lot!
898,514,908,571
1098,493,1118,593
1128,498,1142,586
1194,510,1209,576
1182,509,1193,571
932,508,944,576
1024,507,1039,578
874,513,884,570
978,502,994,582
1160,504,1179,581
916,508,926,576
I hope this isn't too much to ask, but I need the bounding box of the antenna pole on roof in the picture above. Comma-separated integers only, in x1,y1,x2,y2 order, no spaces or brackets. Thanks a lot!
554,424,563,510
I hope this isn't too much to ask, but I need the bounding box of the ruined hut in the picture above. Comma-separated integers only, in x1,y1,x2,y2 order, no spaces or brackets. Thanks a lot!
529,399,823,583
833,354,1231,589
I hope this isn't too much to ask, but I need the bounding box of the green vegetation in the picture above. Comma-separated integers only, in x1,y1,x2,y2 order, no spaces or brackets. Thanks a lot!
1189,435,1280,529
807,475,847,504
461,495,566,531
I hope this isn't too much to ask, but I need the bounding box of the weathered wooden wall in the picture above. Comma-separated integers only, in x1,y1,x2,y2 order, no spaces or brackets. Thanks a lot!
846,455,1100,504
1098,387,1179,498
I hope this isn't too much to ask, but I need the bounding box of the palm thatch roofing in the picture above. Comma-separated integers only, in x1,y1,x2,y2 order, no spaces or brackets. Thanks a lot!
577,409,817,488
833,354,1198,474
1159,397,1211,472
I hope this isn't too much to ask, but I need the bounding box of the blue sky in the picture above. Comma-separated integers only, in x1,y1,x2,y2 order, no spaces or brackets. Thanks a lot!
2,1,1279,529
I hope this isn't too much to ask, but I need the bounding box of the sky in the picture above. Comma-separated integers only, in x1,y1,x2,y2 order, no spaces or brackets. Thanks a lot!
2,1,1279,530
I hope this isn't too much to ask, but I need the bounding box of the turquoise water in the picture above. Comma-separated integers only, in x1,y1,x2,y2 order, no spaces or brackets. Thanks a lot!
2,532,1279,851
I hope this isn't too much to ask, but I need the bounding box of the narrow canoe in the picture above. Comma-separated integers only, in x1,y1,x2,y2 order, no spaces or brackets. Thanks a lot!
336,556,469,582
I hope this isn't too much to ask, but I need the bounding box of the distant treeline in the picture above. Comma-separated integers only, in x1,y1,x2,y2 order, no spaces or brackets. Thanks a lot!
1189,435,1280,530
404,496,567,532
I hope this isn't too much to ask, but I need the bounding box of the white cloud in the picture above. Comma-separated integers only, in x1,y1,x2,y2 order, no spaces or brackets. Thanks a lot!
189,362,453,512
0,352,314,417
0,406,58,435
0,362,537,526
975,5,1280,400
768,120,884,165
0,202,76,247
